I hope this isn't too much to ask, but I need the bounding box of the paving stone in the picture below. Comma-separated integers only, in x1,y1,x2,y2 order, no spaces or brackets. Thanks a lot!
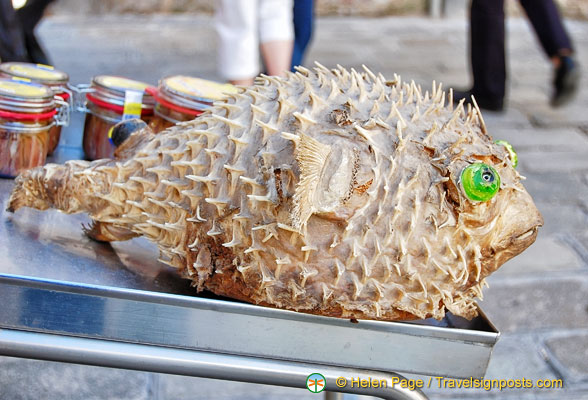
534,202,588,236
430,390,588,400
492,235,583,277
38,15,220,85
528,102,588,128
427,332,588,399
518,171,588,205
517,150,588,173
487,128,588,152
509,85,551,110
484,335,557,382
545,334,588,384
417,334,557,397
574,231,588,262
479,279,588,333
0,356,149,400
481,108,533,129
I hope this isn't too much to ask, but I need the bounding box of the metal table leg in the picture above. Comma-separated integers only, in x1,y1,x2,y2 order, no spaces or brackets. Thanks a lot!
0,328,428,400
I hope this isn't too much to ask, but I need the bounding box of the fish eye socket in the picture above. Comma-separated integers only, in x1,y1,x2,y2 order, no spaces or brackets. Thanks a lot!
460,163,501,202
495,139,518,168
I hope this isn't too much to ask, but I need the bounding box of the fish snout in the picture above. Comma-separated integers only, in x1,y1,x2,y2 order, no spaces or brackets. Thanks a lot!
491,187,543,264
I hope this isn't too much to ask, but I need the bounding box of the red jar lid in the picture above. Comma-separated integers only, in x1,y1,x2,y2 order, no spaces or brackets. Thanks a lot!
88,75,155,113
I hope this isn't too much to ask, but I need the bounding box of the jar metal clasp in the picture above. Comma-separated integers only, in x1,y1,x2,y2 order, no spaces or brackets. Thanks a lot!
67,83,95,113
57,86,74,108
54,97,70,127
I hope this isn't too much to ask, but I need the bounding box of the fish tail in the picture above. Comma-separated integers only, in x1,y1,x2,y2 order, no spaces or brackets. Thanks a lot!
7,119,153,215
7,159,112,215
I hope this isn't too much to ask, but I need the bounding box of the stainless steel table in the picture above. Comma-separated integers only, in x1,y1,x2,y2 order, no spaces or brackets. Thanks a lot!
0,120,499,399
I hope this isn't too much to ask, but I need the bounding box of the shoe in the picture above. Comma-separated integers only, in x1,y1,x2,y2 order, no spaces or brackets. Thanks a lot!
551,55,580,107
451,89,504,112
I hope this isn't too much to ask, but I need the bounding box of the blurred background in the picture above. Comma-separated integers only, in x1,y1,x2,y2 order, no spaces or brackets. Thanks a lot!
44,0,588,18
1,0,588,399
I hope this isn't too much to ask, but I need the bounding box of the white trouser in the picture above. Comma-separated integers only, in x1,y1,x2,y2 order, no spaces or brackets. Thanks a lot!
216,0,294,81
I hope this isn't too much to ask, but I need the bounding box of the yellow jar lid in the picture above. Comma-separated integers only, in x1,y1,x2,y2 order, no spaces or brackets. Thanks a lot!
162,75,238,102
94,75,151,93
0,78,54,99
0,62,69,84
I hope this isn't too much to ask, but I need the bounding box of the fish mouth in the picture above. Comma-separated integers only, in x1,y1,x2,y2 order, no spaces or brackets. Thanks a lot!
509,203,543,250
514,226,539,246
492,223,541,265
515,226,539,242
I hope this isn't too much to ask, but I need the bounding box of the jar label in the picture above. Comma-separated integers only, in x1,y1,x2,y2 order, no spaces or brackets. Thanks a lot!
36,64,55,70
122,90,144,120
12,77,31,83
164,75,238,101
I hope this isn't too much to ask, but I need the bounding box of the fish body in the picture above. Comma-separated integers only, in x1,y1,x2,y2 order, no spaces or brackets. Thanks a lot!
8,65,542,321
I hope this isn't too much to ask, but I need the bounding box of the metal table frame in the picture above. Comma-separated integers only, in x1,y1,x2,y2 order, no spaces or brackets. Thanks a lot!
0,329,425,400
0,274,499,400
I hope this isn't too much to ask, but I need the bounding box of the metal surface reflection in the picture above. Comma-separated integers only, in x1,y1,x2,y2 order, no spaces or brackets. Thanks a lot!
0,274,498,378
1,178,194,294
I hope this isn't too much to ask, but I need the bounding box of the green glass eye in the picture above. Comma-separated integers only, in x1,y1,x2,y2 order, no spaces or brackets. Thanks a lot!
495,139,518,168
460,163,501,202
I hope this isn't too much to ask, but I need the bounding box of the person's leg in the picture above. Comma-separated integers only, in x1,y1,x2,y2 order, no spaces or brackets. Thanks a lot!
0,0,28,62
470,0,506,109
259,0,294,77
291,0,314,70
261,40,294,76
16,0,55,64
518,0,572,58
215,0,259,85
518,0,579,107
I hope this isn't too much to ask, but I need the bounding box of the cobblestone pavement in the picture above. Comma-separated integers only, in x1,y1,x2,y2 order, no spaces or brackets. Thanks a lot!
1,13,587,400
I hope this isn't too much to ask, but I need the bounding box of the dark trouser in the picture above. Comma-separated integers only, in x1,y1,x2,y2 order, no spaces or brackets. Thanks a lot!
0,0,53,63
291,0,314,70
470,0,574,102
17,0,55,64
0,0,28,62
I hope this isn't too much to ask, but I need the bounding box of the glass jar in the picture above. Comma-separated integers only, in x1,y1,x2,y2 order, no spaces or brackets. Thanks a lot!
81,75,155,160
0,62,71,155
148,75,237,133
0,78,67,178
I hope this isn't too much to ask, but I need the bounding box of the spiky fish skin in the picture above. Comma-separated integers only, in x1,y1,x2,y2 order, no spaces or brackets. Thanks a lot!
8,64,542,321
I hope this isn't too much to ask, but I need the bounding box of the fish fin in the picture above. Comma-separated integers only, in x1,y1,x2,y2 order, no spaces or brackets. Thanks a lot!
83,220,139,242
292,133,332,230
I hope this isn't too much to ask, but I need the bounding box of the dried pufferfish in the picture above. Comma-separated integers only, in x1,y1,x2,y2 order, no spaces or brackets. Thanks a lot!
8,64,543,321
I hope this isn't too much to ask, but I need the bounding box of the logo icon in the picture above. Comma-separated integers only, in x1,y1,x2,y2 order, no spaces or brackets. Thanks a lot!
306,373,326,393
